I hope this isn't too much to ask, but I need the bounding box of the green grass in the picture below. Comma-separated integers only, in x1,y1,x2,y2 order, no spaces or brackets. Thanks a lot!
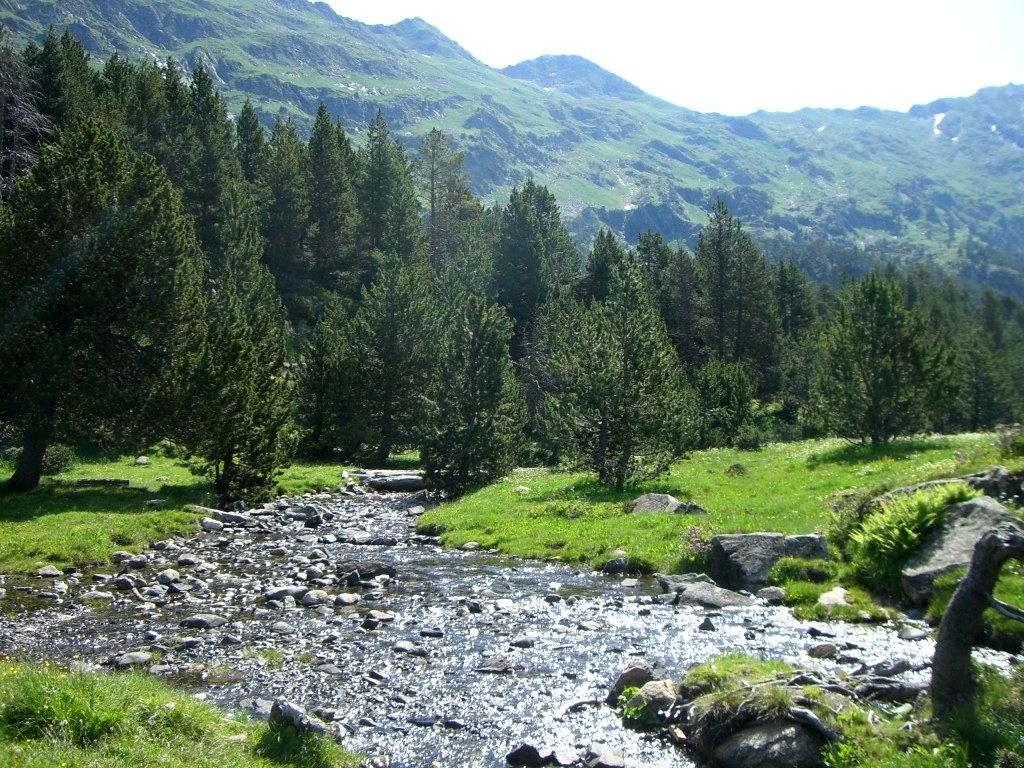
0,452,354,574
419,433,1002,572
0,659,359,768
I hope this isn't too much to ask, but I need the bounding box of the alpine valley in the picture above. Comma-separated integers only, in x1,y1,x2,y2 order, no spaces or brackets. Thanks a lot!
3,0,1023,294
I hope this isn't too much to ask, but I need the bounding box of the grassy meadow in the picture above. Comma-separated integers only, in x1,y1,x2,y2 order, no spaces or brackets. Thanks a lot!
418,433,1003,573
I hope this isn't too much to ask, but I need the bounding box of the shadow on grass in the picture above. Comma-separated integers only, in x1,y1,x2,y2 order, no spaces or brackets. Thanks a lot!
805,438,950,469
0,481,211,522
540,474,698,509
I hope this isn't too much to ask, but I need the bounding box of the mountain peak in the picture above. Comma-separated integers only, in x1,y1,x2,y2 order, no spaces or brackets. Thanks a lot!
369,15,478,62
502,54,644,100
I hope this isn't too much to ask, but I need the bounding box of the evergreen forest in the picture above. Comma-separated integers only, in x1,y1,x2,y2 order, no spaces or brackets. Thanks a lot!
3,29,1024,503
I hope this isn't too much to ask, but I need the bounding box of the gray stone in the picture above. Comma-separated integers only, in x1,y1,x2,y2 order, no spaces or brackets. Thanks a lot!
601,557,629,575
708,533,786,591
264,585,310,602
36,565,62,578
809,643,838,659
394,640,428,657
606,661,670,705
109,551,134,564
673,581,754,609
200,517,224,532
712,722,824,768
155,569,180,585
270,621,297,635
114,651,153,668
902,496,1019,605
708,532,829,592
817,586,848,608
586,742,625,768
629,493,681,513
268,698,329,734
510,635,536,649
785,534,830,560
179,613,228,629
624,678,677,712
757,586,787,605
300,589,331,607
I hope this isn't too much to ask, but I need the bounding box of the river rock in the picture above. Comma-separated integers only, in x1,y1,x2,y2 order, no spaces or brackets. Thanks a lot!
586,742,625,768
624,679,677,712
901,495,1019,605
506,742,548,767
712,722,824,768
672,581,754,609
358,470,428,492
817,586,848,607
113,651,153,668
268,698,329,734
156,569,180,585
264,585,310,601
179,613,229,629
300,589,332,607
708,533,828,591
606,661,670,704
36,565,63,578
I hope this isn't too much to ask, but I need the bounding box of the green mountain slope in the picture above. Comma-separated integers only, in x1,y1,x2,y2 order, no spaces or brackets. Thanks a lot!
3,0,1023,291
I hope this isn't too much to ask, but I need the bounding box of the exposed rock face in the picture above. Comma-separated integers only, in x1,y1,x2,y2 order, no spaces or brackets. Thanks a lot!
708,533,829,591
902,495,1020,605
712,722,825,768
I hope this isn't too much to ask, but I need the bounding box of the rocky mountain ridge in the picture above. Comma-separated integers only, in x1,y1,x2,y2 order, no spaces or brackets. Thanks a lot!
2,0,1023,292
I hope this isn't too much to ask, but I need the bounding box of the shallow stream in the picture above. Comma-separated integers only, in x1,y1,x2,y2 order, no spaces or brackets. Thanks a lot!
0,491,1009,767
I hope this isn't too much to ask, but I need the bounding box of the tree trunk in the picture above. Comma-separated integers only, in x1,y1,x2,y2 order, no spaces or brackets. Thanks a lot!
2,422,51,493
931,520,1024,720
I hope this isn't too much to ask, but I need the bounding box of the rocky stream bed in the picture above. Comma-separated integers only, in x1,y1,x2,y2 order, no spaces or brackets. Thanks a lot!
0,487,1013,767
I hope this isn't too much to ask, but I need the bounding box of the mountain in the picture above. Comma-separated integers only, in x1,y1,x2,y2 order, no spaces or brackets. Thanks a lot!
3,0,1024,292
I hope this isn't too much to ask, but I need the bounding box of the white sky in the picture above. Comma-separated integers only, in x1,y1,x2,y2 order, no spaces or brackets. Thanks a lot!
322,0,1024,115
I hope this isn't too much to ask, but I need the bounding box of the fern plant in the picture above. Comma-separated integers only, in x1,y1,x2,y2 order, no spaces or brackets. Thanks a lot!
847,483,979,595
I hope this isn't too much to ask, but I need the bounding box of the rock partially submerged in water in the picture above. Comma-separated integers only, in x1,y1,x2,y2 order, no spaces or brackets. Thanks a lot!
708,533,829,591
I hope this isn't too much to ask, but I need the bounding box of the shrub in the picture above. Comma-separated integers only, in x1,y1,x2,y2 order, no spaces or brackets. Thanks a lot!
41,443,76,475
847,483,980,596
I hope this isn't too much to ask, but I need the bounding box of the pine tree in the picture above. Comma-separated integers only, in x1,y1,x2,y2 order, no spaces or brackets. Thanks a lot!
494,178,580,359
0,27,49,195
307,102,356,289
179,184,295,503
542,259,693,491
413,127,468,270
636,230,699,366
355,109,424,284
341,252,437,463
421,293,526,495
236,98,268,186
294,298,350,457
811,272,957,444
577,228,628,305
0,120,206,492
263,116,311,287
694,198,780,394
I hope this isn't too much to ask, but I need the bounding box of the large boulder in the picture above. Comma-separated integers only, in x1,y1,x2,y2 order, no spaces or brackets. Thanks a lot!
712,722,825,768
901,495,1020,605
708,533,829,591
